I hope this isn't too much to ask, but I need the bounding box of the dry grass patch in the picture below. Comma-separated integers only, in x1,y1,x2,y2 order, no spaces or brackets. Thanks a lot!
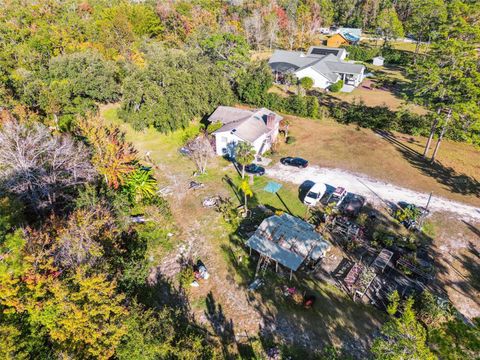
275,116,480,207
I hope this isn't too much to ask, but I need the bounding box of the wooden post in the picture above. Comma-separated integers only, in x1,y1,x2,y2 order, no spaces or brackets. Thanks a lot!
289,269,293,281
275,261,278,273
254,256,263,279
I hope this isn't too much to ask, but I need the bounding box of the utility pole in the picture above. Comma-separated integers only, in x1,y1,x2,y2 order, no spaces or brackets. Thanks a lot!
425,192,433,212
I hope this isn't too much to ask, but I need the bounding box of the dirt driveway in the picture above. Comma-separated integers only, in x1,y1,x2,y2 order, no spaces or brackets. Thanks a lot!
267,163,480,221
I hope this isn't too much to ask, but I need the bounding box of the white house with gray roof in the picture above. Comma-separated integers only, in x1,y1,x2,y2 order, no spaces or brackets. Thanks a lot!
269,46,366,91
208,106,283,157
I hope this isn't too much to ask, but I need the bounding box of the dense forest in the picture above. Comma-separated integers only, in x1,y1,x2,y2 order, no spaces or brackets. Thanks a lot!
0,0,479,359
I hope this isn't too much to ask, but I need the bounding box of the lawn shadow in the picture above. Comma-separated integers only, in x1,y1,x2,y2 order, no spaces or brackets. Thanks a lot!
374,129,480,197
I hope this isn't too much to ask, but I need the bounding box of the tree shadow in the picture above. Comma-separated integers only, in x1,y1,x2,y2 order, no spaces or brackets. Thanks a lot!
205,291,238,359
374,129,480,197
218,205,384,357
462,221,480,239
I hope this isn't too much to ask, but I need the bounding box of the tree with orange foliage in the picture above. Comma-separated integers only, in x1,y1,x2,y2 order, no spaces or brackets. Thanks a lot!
76,115,137,189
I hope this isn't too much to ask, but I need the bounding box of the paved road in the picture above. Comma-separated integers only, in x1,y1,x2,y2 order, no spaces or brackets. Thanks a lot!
267,163,480,221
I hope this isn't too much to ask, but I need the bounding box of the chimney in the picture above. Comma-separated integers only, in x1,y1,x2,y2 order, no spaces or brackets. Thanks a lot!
266,113,276,130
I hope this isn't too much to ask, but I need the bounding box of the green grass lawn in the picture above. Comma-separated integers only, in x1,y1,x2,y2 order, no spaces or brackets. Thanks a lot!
101,103,385,354
229,174,307,218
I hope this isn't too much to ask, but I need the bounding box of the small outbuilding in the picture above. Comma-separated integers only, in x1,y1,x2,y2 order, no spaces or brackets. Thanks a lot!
373,56,385,66
326,33,349,48
246,213,331,278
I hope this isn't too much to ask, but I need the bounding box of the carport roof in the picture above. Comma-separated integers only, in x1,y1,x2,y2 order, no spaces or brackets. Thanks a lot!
246,213,331,271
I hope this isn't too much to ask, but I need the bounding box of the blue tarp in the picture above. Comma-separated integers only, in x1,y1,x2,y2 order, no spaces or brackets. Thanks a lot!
343,33,360,42
264,181,282,193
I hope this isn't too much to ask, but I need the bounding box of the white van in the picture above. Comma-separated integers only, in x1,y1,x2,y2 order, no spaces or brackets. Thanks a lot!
303,182,327,206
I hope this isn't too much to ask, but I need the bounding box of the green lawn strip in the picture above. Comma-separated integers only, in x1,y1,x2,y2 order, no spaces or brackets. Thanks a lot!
227,174,307,218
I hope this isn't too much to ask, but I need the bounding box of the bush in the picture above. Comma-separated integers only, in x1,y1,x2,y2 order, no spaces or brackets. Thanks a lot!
345,45,379,62
263,92,286,112
284,95,308,116
178,267,195,288
299,76,314,90
286,136,296,144
329,80,344,92
381,46,413,66
330,100,430,135
305,96,319,118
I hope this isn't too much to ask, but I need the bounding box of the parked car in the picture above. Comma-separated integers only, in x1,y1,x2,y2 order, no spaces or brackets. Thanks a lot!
280,157,308,168
326,186,347,207
303,182,327,206
341,194,365,217
244,163,265,176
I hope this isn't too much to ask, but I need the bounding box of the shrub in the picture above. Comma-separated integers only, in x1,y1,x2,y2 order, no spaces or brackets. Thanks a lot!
263,92,286,112
178,267,195,288
285,95,308,116
345,45,379,62
422,221,436,237
286,136,296,144
305,96,319,118
299,77,314,90
206,121,223,134
329,80,344,92
381,46,413,66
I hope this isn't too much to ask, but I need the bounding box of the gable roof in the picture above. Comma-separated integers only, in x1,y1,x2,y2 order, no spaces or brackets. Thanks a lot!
325,61,365,75
309,54,342,82
306,46,347,58
337,27,362,38
269,47,365,81
209,106,283,143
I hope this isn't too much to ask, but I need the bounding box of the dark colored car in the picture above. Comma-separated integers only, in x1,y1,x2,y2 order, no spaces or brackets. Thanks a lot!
245,164,265,176
280,157,309,168
341,194,366,217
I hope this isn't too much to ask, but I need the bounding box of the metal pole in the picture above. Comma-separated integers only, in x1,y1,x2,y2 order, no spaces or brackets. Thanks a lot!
425,192,433,211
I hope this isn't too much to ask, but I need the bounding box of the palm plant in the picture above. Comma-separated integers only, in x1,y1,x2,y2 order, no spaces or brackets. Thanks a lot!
239,180,253,212
124,168,157,203
235,141,255,179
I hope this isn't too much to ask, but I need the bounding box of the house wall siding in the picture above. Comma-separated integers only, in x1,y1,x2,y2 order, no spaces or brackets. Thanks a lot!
327,34,349,48
214,124,279,157
295,67,332,89
214,131,243,156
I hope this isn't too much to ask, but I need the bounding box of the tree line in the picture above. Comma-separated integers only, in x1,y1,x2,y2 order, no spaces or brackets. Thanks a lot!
0,0,479,358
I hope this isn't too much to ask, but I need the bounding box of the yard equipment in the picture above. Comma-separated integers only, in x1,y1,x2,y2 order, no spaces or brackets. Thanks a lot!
371,249,394,273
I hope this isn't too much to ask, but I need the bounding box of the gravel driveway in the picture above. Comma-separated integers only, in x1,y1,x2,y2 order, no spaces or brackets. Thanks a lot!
267,163,480,221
